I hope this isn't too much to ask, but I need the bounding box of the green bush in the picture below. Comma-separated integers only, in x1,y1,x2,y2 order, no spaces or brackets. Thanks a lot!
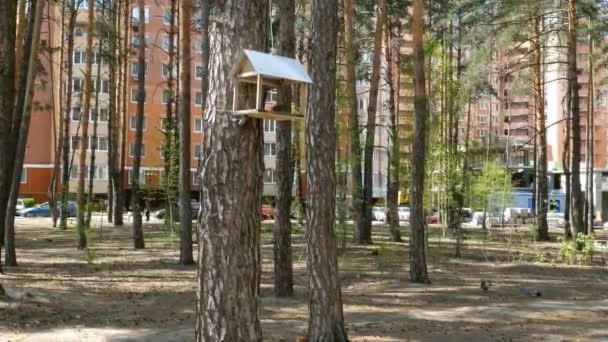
558,233,594,265
23,198,35,208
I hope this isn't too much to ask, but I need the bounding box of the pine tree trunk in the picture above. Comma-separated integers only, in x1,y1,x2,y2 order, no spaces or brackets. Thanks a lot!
131,0,146,249
60,1,76,230
75,0,95,250
385,22,402,243
5,0,44,267
305,0,348,340
49,1,63,228
410,0,430,284
586,17,594,233
178,0,194,265
360,0,386,244
273,0,295,298
195,1,267,340
343,0,364,243
530,16,549,240
568,0,585,235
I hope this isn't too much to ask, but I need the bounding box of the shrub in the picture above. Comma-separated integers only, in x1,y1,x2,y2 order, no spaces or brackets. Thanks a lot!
558,233,594,265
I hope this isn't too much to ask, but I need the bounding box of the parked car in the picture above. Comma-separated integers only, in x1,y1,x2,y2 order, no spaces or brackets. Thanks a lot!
18,201,77,218
16,199,27,212
398,207,410,221
155,201,200,221
426,212,439,224
262,205,275,220
372,206,386,222
546,212,566,227
471,211,500,227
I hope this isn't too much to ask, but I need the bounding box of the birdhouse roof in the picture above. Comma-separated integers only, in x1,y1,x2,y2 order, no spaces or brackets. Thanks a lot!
230,49,313,84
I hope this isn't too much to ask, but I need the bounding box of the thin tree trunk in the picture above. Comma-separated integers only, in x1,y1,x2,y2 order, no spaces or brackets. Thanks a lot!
195,1,267,340
60,0,77,231
178,0,193,265
75,0,95,250
5,0,44,267
385,21,402,243
563,90,572,238
86,40,103,227
410,0,430,284
360,0,386,244
131,0,146,249
530,15,549,240
163,0,177,231
344,0,364,244
568,0,584,235
273,0,295,297
586,17,594,233
305,0,348,339
49,0,63,228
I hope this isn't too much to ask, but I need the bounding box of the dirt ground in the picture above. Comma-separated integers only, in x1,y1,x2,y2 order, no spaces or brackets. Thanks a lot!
1,217,608,342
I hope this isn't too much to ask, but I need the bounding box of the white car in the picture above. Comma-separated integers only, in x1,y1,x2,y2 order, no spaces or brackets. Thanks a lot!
398,207,410,221
372,206,386,222
547,212,566,227
16,199,26,212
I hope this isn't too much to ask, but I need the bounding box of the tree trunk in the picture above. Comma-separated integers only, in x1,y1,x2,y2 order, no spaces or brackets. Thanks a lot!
530,16,549,240
5,0,44,267
0,0,16,280
59,1,76,231
75,0,95,250
410,0,430,284
195,1,267,340
568,0,584,235
131,0,146,249
563,94,572,239
343,0,365,244
49,1,63,228
273,0,295,297
305,0,348,340
360,0,386,244
178,0,194,265
163,0,177,232
586,17,594,233
385,21,402,243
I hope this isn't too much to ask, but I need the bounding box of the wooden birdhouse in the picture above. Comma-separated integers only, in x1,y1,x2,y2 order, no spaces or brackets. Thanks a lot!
229,49,312,121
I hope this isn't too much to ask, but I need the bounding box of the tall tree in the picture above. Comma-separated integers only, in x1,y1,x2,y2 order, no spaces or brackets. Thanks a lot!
131,0,146,249
585,16,594,233
0,0,17,271
568,0,585,235
273,0,295,298
5,0,45,266
358,0,386,244
410,0,429,284
178,0,194,265
75,0,95,250
195,0,267,340
343,0,365,245
305,0,348,339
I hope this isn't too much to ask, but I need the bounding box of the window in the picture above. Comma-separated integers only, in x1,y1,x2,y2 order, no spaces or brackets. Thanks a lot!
477,115,487,123
266,89,277,103
194,118,202,132
131,35,149,48
195,65,203,79
477,128,487,137
128,170,145,184
71,136,80,151
163,8,172,25
73,50,85,64
98,108,109,122
129,143,146,157
194,39,204,53
162,36,177,51
73,27,84,37
130,88,146,103
263,120,275,133
70,166,77,179
92,78,109,93
130,115,147,130
131,61,147,78
72,78,83,92
161,89,175,104
162,63,177,79
20,168,27,184
193,144,202,159
89,136,108,151
194,11,203,29
195,91,203,106
71,107,82,121
192,172,200,186
479,102,489,110
264,168,276,184
264,143,276,157
132,7,150,24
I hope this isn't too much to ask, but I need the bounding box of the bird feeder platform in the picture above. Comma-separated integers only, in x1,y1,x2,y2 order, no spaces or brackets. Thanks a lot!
229,49,312,121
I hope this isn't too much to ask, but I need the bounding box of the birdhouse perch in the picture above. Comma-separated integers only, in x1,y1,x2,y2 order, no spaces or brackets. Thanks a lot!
229,49,312,121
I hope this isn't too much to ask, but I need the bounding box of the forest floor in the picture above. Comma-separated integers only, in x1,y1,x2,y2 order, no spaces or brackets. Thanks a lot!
1,217,608,342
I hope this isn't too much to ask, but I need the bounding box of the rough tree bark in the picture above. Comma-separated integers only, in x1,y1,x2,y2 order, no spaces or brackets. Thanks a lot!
360,0,386,244
5,0,45,266
130,0,146,249
343,0,365,244
75,0,95,250
568,0,585,235
410,0,430,284
305,0,348,340
195,0,267,340
273,0,295,298
585,17,594,233
178,0,194,265
530,15,549,240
